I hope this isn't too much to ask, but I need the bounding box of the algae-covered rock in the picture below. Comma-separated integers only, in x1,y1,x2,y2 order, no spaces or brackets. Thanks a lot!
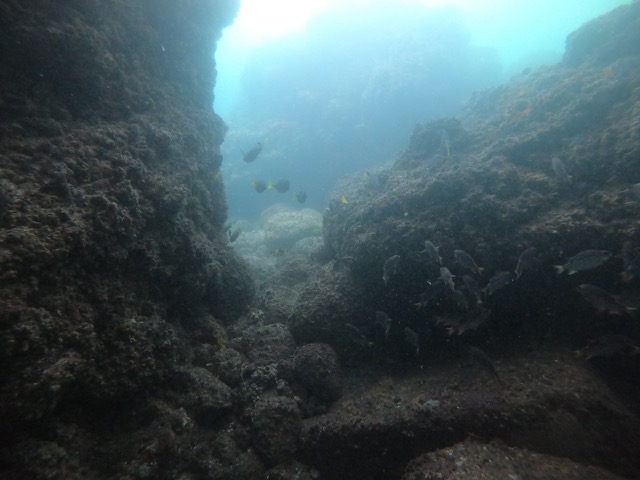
263,208,323,250
293,343,343,403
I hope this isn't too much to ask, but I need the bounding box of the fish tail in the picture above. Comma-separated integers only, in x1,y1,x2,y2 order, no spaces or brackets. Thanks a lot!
553,265,565,275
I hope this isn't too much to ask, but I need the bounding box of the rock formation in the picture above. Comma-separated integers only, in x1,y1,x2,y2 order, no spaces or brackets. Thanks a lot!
1,1,640,479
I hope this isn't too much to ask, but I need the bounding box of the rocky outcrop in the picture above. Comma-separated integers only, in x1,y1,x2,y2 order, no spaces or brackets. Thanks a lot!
0,1,259,478
2,1,640,479
280,2,640,478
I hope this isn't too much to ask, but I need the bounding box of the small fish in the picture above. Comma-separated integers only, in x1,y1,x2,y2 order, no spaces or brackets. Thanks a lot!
363,171,381,189
554,249,612,275
251,179,268,193
241,142,263,163
576,334,640,361
484,271,513,296
332,255,354,272
404,327,420,357
213,169,223,181
462,275,482,306
328,195,348,212
375,311,392,340
449,288,469,311
382,255,401,285
292,191,307,203
576,284,626,316
551,157,572,184
445,307,491,336
614,289,640,312
228,227,242,243
621,241,640,283
269,179,290,193
454,250,484,276
345,323,373,348
420,240,442,265
416,280,445,308
440,267,455,291
439,129,451,158
515,247,537,279
467,346,502,385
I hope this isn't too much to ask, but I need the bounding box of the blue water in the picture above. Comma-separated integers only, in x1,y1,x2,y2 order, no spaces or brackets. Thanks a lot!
215,0,630,222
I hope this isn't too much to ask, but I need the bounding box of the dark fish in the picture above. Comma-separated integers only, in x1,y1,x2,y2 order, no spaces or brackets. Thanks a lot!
332,255,354,272
462,275,482,306
576,334,640,361
375,311,392,340
621,241,640,283
420,240,441,265
364,171,381,189
445,307,490,336
328,195,348,212
270,179,290,193
416,279,445,309
251,179,268,193
551,157,572,184
449,288,469,311
345,323,372,348
484,271,513,296
404,327,420,357
554,249,612,275
576,284,626,316
515,247,537,279
440,129,451,158
614,289,640,312
383,255,401,285
228,227,242,243
467,346,502,385
440,267,455,291
454,249,484,276
241,142,263,163
292,191,307,203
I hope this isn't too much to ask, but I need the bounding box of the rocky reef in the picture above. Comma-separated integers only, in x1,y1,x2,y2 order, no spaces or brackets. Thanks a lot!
0,0,258,478
2,1,640,479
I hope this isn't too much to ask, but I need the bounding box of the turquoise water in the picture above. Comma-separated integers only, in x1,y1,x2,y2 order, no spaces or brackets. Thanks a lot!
215,0,630,221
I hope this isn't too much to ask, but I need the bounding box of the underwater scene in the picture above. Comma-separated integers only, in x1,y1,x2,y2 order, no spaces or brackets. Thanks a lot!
1,0,640,479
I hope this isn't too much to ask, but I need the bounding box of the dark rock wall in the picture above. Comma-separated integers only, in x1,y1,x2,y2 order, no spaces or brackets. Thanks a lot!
0,1,258,477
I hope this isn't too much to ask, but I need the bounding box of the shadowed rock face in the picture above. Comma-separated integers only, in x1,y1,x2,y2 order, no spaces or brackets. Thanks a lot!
0,1,260,478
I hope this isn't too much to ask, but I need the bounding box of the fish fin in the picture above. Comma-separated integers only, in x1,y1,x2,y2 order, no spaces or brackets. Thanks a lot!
553,265,565,275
